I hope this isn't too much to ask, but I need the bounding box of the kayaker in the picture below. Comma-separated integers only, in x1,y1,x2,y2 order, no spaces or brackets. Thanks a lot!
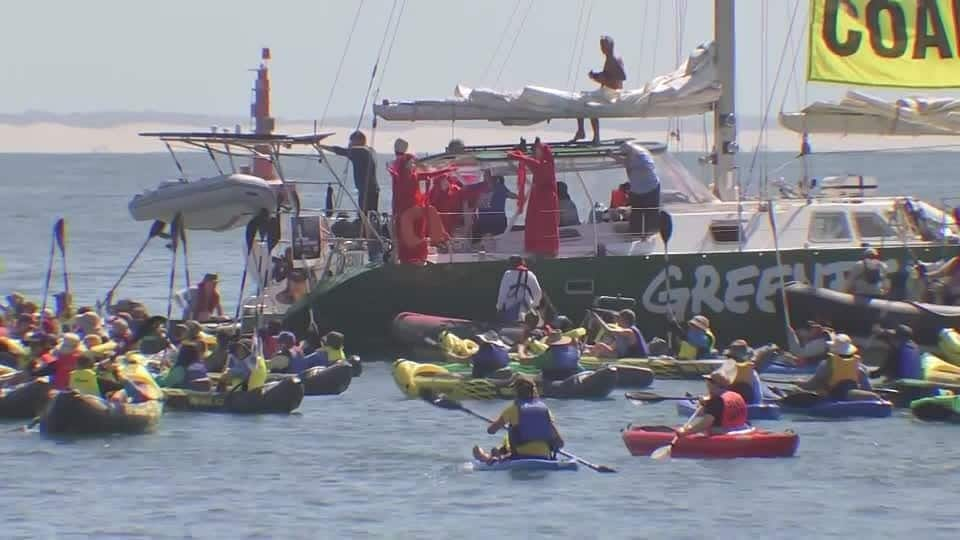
470,332,511,378
108,317,134,354
268,331,302,373
518,330,582,383
872,324,923,381
844,248,888,297
585,309,648,358
0,337,25,369
25,332,56,371
677,370,750,437
73,312,109,343
496,256,543,323
219,339,268,392
923,255,960,304
720,341,767,404
786,321,833,367
472,375,564,463
32,333,85,390
184,273,225,322
671,315,716,360
155,342,204,389
799,334,879,401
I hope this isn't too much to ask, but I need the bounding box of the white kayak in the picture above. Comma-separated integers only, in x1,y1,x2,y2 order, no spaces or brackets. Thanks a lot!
129,173,278,231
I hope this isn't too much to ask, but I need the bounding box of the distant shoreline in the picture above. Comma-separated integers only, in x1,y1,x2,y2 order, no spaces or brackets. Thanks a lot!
1,117,959,154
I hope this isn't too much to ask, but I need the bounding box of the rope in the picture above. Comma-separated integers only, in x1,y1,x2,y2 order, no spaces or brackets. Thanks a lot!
480,0,525,86
635,0,650,81
565,0,588,90
353,0,402,133
743,0,802,197
571,0,595,92
369,0,407,148
494,0,535,86
649,0,662,80
319,0,366,126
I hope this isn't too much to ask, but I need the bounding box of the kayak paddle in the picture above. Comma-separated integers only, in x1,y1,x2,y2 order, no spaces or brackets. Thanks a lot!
419,390,616,473
651,403,702,461
625,391,699,404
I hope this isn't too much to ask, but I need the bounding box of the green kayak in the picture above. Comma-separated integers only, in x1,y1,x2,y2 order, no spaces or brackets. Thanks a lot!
910,394,960,423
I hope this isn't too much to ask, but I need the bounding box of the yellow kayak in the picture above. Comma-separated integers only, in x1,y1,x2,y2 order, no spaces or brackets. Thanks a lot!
391,359,618,401
578,355,723,380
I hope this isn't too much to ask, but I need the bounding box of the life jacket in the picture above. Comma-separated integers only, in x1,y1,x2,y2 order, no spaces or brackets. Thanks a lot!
827,353,862,392
324,346,345,363
610,188,629,208
52,352,82,391
896,340,923,380
615,326,648,358
471,342,510,371
502,269,533,321
508,399,555,450
678,329,715,360
69,368,101,397
729,362,763,405
548,344,581,370
718,390,749,430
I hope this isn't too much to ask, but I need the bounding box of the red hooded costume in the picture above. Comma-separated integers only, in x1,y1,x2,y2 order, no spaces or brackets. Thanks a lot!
509,142,559,257
429,175,464,234
389,153,453,264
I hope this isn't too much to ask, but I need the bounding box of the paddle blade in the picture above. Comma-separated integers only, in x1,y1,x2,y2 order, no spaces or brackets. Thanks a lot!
650,444,673,460
419,390,463,411
53,218,66,253
148,220,166,238
780,391,822,408
658,211,673,244
624,391,667,403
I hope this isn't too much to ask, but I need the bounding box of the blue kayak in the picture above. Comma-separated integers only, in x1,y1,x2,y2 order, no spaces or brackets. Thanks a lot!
676,399,783,421
781,399,893,418
471,458,579,471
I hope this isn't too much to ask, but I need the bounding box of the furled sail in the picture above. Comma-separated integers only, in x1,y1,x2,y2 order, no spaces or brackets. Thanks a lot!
808,0,960,89
373,43,720,125
779,91,960,135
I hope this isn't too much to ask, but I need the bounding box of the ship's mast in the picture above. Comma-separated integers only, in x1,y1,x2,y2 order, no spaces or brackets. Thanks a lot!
713,0,738,201
252,47,278,180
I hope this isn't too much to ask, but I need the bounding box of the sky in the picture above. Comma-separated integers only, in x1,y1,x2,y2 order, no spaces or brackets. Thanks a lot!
3,0,952,121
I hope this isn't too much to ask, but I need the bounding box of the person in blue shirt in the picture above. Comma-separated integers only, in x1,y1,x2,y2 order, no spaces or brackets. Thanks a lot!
472,172,517,243
614,142,661,237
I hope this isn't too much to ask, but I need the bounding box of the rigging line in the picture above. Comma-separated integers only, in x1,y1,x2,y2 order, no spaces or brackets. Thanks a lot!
566,0,588,90
369,0,407,145
779,0,806,113
480,0,524,86
744,0,802,194
649,0,662,81
355,0,403,132
571,0,595,92
635,0,650,78
494,0,535,86
319,0,366,127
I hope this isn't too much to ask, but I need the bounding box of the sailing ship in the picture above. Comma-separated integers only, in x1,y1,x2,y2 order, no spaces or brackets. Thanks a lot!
280,0,960,351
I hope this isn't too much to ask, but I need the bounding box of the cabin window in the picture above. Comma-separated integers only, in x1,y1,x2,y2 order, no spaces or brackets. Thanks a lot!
808,212,852,243
853,212,896,239
564,279,595,296
709,219,743,243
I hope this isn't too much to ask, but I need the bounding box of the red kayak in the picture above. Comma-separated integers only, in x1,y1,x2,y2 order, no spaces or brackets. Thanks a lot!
622,425,799,459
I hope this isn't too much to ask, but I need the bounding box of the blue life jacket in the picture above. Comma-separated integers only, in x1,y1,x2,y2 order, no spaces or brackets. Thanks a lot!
897,340,923,380
549,344,581,370
616,326,648,358
686,328,710,350
185,362,207,385
472,342,510,371
508,399,554,448
292,350,328,373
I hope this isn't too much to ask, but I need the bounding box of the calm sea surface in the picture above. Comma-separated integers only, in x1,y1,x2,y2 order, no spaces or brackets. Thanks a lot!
0,151,956,538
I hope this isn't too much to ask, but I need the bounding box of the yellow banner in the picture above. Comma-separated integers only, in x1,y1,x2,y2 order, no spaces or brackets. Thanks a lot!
809,0,960,88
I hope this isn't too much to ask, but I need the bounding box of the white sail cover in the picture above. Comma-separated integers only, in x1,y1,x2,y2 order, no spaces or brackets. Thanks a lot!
374,43,720,125
780,91,960,136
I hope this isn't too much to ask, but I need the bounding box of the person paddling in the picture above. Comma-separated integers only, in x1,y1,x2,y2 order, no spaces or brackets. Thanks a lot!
871,324,923,382
585,309,648,358
472,375,564,463
469,332,511,378
517,330,583,383
671,315,716,360
677,369,751,437
798,334,879,401
720,340,769,405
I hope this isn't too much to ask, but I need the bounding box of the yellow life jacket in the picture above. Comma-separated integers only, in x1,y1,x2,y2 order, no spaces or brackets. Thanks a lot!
678,329,716,360
827,353,861,389
562,328,587,341
69,368,101,397
247,356,268,391
324,346,346,363
731,361,756,386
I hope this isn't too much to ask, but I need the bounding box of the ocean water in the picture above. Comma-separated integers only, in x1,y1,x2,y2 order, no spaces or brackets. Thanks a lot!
0,150,958,538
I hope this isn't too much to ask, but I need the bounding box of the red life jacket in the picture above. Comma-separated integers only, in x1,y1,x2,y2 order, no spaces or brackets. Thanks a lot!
52,352,82,390
719,390,748,429
610,188,629,208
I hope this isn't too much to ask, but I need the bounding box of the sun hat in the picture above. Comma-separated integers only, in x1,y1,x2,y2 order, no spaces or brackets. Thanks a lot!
723,339,753,360
57,333,84,355
475,331,508,349
73,312,103,335
688,315,710,331
828,333,858,356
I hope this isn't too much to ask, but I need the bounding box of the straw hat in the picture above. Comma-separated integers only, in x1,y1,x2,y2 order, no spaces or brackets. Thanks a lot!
702,370,732,387
723,339,753,360
828,334,858,356
689,315,710,331
57,333,84,355
73,312,103,335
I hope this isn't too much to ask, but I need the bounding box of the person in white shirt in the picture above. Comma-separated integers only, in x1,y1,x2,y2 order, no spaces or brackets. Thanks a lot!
496,256,543,323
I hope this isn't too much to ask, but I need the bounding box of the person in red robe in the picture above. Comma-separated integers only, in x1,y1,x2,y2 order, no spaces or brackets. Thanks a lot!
389,138,453,264
508,139,560,258
428,174,464,235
